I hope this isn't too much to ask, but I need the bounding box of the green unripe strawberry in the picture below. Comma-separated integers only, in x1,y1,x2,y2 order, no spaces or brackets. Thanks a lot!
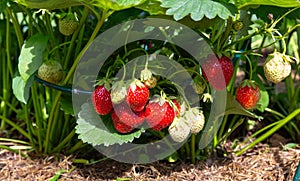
38,60,63,84
192,75,206,94
263,52,292,84
59,13,79,36
232,20,244,31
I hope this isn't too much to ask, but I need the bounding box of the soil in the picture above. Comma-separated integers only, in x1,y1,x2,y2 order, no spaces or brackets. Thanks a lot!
0,143,299,181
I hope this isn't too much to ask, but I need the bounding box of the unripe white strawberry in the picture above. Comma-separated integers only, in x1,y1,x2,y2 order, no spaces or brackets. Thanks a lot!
184,108,205,134
140,68,156,88
111,81,127,104
38,60,63,84
263,52,291,83
168,117,190,143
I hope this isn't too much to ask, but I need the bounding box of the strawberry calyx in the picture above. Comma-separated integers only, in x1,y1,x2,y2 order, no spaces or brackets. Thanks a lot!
140,68,157,89
94,78,112,91
129,78,146,92
140,68,153,82
239,79,258,89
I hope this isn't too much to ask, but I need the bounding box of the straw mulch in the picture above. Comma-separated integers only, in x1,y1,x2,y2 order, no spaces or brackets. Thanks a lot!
0,144,299,181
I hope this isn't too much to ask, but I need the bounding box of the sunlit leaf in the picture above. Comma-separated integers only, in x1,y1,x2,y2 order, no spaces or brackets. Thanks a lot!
15,0,81,10
161,0,238,21
75,103,144,146
136,0,165,15
18,33,49,82
12,75,34,104
91,0,147,11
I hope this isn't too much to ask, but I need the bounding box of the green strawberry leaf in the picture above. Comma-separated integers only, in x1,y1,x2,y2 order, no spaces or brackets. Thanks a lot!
238,0,300,9
12,75,34,104
0,0,9,12
136,0,165,15
225,92,263,120
91,0,147,11
160,0,238,21
15,0,81,10
75,103,144,146
18,33,49,82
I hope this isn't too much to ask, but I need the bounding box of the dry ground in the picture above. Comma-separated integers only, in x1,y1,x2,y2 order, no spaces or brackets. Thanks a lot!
0,144,299,181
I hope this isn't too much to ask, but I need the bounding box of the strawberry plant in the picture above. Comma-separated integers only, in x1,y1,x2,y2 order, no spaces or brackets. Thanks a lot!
0,0,298,170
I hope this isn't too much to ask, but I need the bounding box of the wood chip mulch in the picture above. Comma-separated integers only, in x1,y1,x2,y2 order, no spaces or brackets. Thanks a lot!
0,144,299,181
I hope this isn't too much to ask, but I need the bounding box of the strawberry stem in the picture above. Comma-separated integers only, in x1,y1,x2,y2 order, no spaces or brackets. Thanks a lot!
190,134,196,164
131,60,137,80
244,55,253,81
119,59,127,81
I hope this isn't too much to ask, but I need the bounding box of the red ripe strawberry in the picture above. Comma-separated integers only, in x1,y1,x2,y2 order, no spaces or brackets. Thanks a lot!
236,80,261,110
111,103,145,133
111,110,134,134
145,96,176,131
91,85,113,115
126,79,150,112
201,55,234,90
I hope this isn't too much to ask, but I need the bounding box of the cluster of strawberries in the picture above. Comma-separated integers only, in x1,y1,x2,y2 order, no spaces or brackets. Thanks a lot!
91,67,205,142
90,51,293,142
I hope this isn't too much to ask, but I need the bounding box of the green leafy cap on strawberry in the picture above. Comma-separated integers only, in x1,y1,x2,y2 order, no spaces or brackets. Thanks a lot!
140,68,153,82
239,79,258,89
94,78,112,91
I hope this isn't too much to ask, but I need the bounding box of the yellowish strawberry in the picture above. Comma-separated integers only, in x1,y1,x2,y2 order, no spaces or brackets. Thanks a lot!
184,108,205,134
263,52,291,83
168,117,190,143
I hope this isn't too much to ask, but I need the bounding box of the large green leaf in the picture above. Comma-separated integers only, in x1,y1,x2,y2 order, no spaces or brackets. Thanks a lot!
238,0,300,9
160,0,238,21
15,0,81,9
12,75,34,104
91,0,147,10
75,103,144,146
18,33,49,82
